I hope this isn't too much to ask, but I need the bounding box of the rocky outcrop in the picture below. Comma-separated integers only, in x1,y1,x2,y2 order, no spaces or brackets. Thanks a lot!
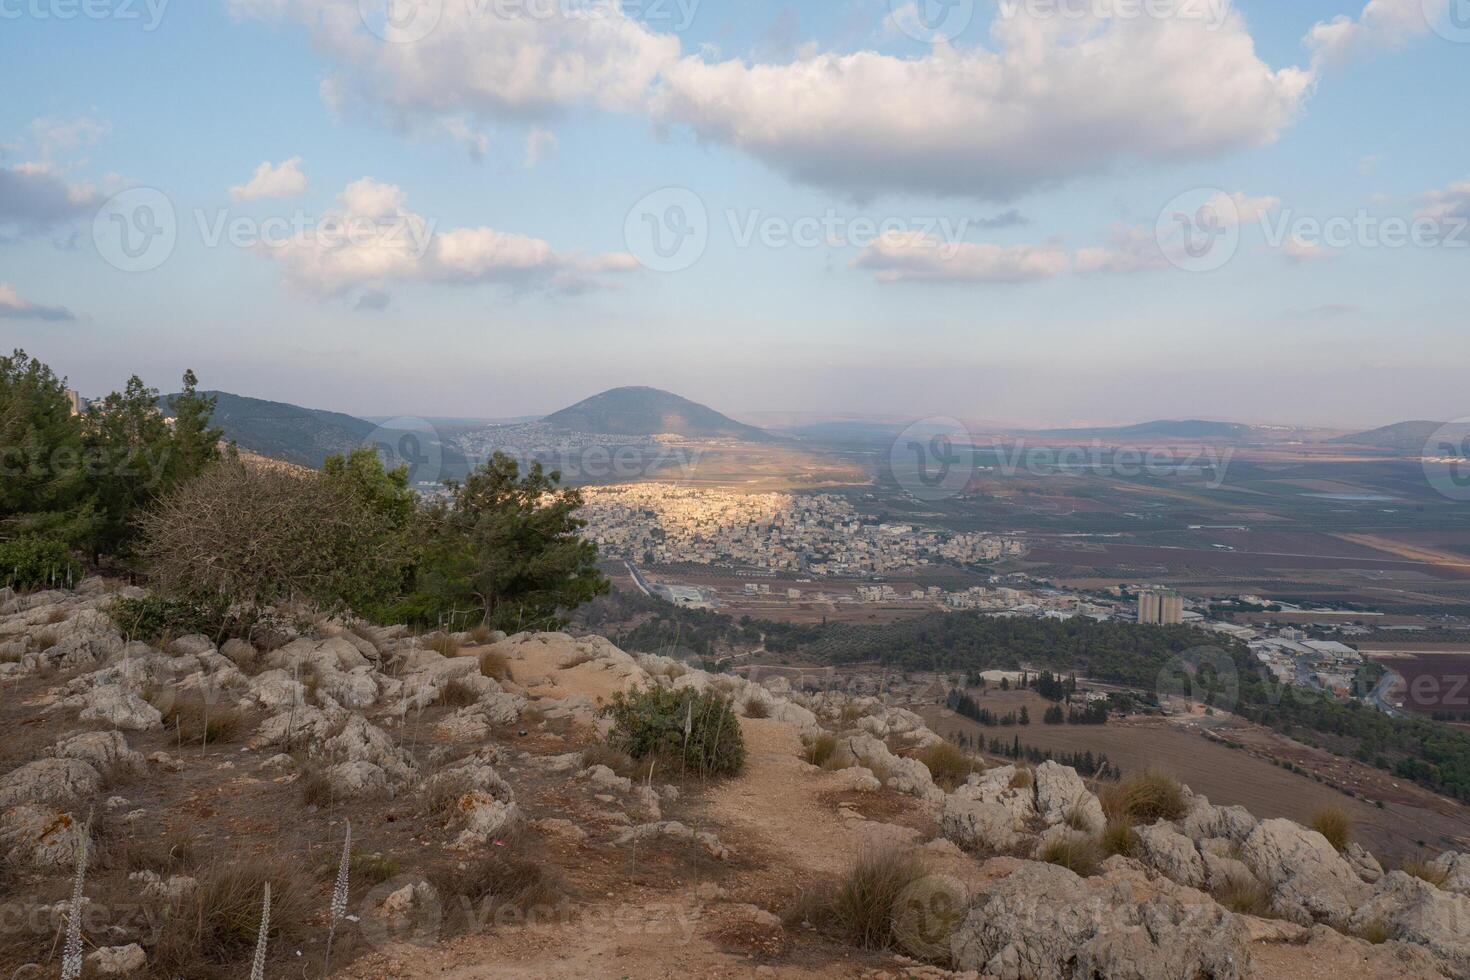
1135,822,1207,890
1033,760,1105,833
1430,851,1470,897
949,860,1251,979
1239,818,1370,927
0,758,101,808
941,765,1037,853
320,715,416,796
1349,871,1470,977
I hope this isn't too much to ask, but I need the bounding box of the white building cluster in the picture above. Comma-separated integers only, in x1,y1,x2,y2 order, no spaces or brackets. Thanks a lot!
579,484,1024,576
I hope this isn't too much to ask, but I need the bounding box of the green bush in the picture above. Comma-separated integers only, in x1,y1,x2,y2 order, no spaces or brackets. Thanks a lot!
0,534,81,590
601,686,745,778
109,593,225,642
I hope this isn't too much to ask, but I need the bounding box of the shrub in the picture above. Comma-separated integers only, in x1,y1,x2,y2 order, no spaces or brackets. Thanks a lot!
300,767,336,809
1107,770,1187,825
0,534,81,591
803,733,839,768
149,853,315,979
1040,836,1101,877
109,593,225,643
787,850,940,956
1355,917,1392,945
1310,807,1353,852
423,632,459,657
601,687,745,778
478,649,510,681
915,742,982,791
743,697,770,719
428,839,563,917
1099,820,1140,859
469,625,498,645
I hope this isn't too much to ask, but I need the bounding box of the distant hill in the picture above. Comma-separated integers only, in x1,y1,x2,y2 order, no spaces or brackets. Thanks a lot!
542,387,774,441
1026,420,1253,440
1329,420,1468,454
159,391,376,469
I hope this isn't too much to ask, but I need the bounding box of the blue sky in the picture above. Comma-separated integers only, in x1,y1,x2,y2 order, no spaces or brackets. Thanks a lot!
1,0,1467,428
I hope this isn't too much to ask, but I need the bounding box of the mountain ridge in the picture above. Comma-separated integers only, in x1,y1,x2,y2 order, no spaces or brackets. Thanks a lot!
541,386,775,441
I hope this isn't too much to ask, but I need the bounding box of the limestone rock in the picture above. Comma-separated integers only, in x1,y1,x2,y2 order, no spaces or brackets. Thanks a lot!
0,805,89,867
0,758,101,808
1240,818,1370,927
86,943,147,974
1033,760,1105,833
1135,822,1207,890
1349,871,1470,977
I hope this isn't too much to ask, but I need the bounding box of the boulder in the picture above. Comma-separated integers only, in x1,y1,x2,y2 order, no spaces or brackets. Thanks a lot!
249,705,340,752
0,805,89,867
323,715,415,787
1033,760,1105,833
0,758,101,808
247,669,307,710
1180,794,1257,844
77,687,162,730
166,634,215,658
86,944,147,975
451,794,521,849
948,861,1250,979
1135,822,1207,890
1240,818,1370,927
49,730,143,773
1346,841,1385,884
1429,851,1470,897
1349,871,1470,977
941,767,1037,853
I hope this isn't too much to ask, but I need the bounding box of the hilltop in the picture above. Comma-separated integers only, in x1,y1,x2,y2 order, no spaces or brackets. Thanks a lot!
157,391,376,469
543,387,776,441
1331,420,1470,454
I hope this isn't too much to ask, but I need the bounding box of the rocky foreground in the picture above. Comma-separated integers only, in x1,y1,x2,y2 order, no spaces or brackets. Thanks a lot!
2,581,1469,979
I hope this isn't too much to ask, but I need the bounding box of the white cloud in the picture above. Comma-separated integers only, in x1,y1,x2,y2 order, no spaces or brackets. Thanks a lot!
1306,0,1444,71
0,162,100,234
1415,176,1470,242
30,115,111,159
853,233,1071,283
230,157,309,201
1283,237,1338,262
233,0,678,121
525,128,558,168
441,118,490,162
0,283,75,321
654,4,1311,200
256,178,637,299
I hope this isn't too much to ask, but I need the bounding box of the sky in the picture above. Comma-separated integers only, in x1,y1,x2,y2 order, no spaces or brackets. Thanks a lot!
1,0,1467,429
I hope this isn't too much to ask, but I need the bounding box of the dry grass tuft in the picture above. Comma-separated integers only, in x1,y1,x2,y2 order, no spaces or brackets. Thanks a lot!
915,742,983,792
1212,873,1271,917
1008,766,1033,791
299,767,336,809
743,697,771,719
105,826,200,875
423,632,460,657
1099,819,1140,859
1310,807,1353,852
469,625,498,645
1355,917,1393,945
149,853,315,979
802,733,839,768
579,743,639,780
45,608,69,625
1104,769,1187,825
477,649,510,681
1401,858,1449,887
1039,836,1101,877
428,838,564,918
786,850,934,954
439,678,482,708
158,698,246,746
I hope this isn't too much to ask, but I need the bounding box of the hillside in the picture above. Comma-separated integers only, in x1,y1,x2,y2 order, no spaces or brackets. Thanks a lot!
158,390,376,468
1028,419,1254,440
2,586,1467,979
542,386,775,441
1331,420,1470,454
